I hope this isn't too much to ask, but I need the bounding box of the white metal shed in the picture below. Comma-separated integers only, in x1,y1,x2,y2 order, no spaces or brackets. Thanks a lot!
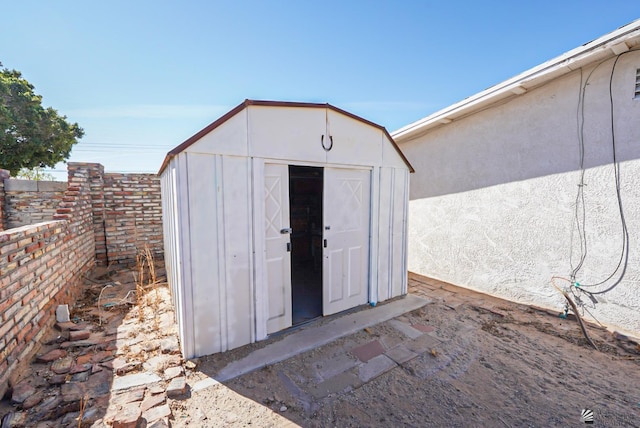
159,100,414,358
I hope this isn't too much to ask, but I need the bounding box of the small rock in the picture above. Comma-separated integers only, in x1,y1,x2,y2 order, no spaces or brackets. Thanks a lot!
56,304,70,323
184,360,197,370
160,337,179,354
22,390,43,409
48,374,67,385
69,363,93,374
113,387,146,405
116,361,142,376
147,418,170,428
61,411,80,425
68,322,90,331
4,411,27,427
142,355,167,373
112,403,141,428
36,349,67,363
53,400,80,418
141,340,160,352
164,366,183,380
69,329,92,341
280,405,288,412
142,404,172,423
80,406,101,424
148,385,165,395
55,321,76,331
71,370,90,382
31,395,62,420
76,353,94,365
11,381,36,404
92,350,114,363
51,356,74,374
166,377,187,398
141,392,166,412
60,382,86,402
85,370,112,398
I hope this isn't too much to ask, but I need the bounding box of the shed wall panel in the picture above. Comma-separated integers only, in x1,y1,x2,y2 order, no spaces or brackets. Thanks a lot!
176,154,195,358
185,153,223,356
160,164,187,354
377,167,393,302
382,134,410,170
221,156,254,350
391,168,408,297
326,110,382,167
248,106,326,163
185,109,248,157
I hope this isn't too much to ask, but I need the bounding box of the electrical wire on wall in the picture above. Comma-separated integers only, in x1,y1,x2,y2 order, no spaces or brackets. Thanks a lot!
563,50,636,313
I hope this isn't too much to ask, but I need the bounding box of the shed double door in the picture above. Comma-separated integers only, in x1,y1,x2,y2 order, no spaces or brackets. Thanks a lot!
264,164,370,334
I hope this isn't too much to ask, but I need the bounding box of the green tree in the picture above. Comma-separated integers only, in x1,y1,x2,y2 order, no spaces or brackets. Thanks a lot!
0,62,83,175
15,167,55,181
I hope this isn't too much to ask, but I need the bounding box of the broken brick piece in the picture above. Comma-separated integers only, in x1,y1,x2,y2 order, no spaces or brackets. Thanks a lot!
69,330,91,341
36,349,67,363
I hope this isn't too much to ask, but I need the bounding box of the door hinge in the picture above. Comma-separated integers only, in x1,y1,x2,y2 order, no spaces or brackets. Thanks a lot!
287,242,291,252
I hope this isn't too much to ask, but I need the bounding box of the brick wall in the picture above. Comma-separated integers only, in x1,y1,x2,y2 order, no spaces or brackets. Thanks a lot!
2,180,67,229
0,163,95,397
0,165,164,266
103,173,163,265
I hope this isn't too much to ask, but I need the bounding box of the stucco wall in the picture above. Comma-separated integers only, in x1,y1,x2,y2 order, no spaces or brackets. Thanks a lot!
400,51,640,335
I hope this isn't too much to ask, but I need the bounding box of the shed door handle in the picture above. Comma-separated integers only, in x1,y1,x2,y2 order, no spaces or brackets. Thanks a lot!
280,228,292,234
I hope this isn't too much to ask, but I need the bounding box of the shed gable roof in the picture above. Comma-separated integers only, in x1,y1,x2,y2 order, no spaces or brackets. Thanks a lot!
393,19,640,142
159,99,414,174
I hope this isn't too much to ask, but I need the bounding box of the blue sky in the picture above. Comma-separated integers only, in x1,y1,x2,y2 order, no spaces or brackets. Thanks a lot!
1,1,638,179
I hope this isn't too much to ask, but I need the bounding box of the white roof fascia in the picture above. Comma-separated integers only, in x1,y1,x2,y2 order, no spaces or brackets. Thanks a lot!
392,19,640,142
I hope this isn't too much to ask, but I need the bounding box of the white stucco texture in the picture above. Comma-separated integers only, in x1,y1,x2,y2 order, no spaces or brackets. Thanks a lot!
401,51,640,335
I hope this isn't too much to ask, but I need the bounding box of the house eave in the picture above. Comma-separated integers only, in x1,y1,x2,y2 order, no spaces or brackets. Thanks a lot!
392,19,640,143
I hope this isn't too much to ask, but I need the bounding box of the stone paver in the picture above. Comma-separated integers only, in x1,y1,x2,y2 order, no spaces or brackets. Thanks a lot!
309,372,362,399
164,365,183,380
351,340,386,362
315,353,358,380
208,294,430,384
141,392,166,412
406,333,443,355
142,403,172,423
411,323,436,333
113,387,146,405
388,319,424,339
166,376,187,398
112,372,162,391
358,354,397,382
385,344,419,365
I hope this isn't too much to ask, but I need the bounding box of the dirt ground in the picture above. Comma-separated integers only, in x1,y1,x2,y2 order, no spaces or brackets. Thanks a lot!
172,275,640,428
2,268,640,427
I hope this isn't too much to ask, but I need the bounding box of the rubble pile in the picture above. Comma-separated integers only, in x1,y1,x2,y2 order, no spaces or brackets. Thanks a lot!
1,264,187,427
